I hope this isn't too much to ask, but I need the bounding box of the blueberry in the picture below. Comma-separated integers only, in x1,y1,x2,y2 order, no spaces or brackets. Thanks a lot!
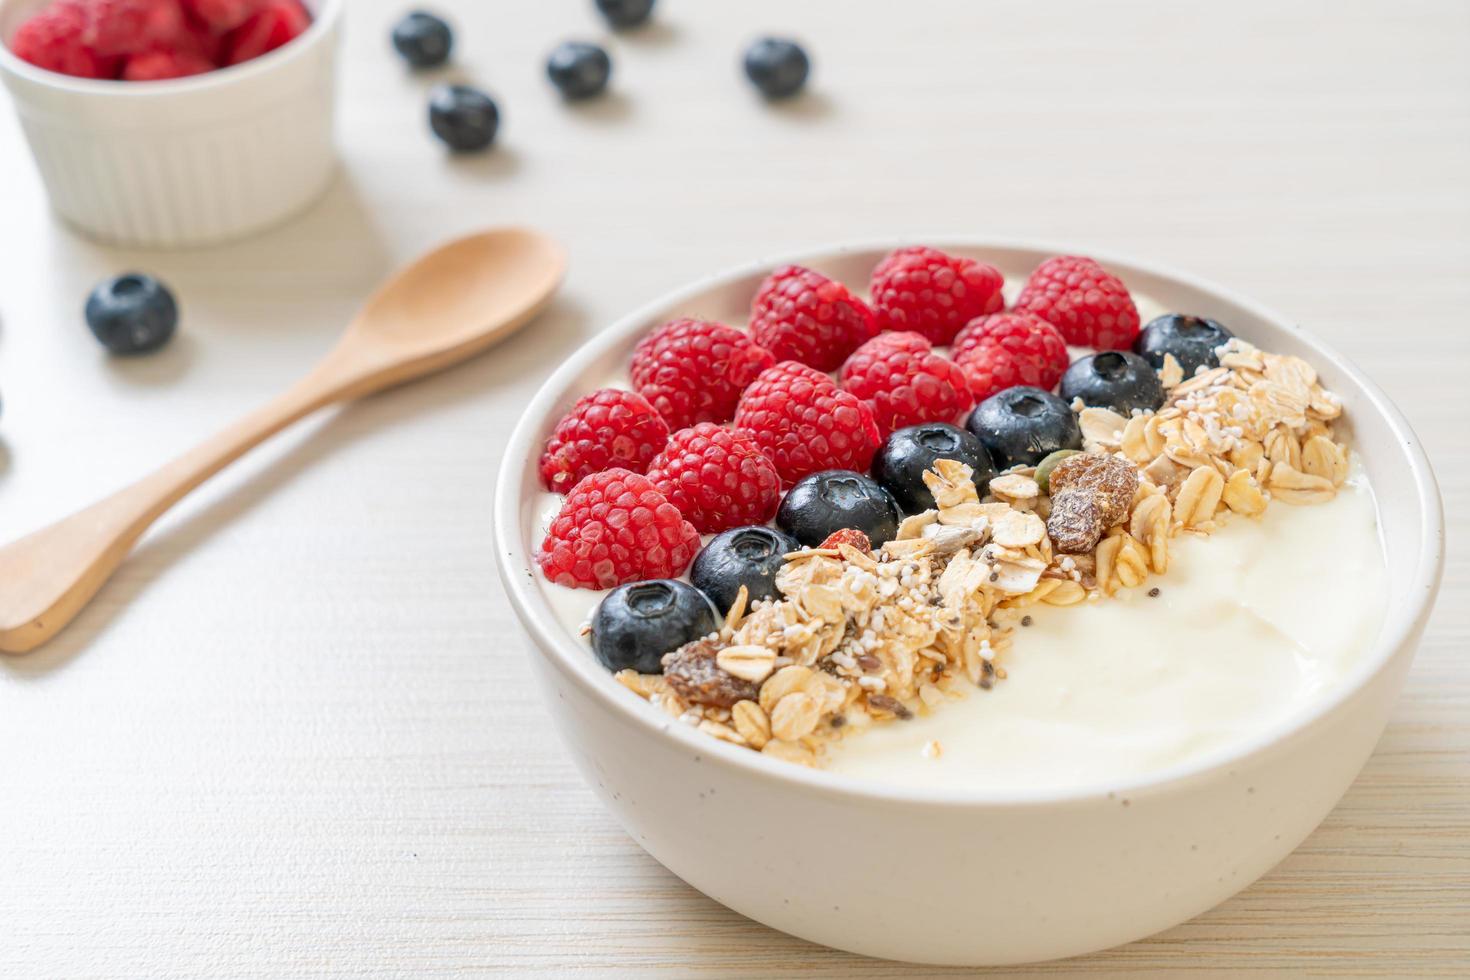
590,579,717,674
777,470,901,547
1060,351,1164,416
392,11,453,69
428,84,499,152
595,0,655,28
966,386,1081,469
691,526,800,614
1135,313,1234,378
743,37,810,98
547,41,611,99
84,273,177,355
872,423,995,514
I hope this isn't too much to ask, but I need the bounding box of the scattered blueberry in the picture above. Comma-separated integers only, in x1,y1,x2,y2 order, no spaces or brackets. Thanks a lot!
872,423,995,514
966,386,1081,469
590,579,717,674
1060,351,1164,416
1034,449,1082,494
777,470,901,547
743,37,810,98
84,273,178,355
391,11,453,69
1134,313,1234,378
547,41,611,99
691,525,800,614
428,84,499,152
595,0,655,29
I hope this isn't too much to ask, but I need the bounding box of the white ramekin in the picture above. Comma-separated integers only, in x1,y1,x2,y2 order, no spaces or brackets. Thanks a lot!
0,0,342,247
493,240,1446,966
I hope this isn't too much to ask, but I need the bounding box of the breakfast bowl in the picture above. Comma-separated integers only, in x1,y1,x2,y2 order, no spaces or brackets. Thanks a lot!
493,239,1443,966
0,0,342,247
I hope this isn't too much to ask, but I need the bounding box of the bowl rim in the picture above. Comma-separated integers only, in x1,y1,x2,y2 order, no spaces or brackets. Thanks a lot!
0,0,342,95
493,236,1445,809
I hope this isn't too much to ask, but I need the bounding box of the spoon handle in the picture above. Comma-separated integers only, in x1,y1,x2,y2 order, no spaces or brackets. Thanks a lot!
0,355,360,655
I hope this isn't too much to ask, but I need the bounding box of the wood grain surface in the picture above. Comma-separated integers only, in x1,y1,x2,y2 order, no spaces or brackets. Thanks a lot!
0,1,1465,976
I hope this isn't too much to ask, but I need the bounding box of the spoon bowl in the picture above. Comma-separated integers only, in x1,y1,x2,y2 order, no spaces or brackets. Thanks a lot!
333,227,567,387
0,227,565,654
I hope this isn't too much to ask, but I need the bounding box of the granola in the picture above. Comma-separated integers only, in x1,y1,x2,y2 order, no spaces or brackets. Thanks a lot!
614,338,1351,767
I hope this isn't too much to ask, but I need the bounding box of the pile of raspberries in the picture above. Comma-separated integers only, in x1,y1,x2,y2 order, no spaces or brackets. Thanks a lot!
537,247,1141,590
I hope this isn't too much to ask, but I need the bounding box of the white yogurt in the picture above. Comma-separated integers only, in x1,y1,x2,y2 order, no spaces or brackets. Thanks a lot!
823,469,1386,790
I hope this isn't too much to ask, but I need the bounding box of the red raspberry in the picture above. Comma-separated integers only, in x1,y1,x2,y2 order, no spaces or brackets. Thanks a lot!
951,312,1070,401
10,2,118,78
538,388,671,494
818,528,871,553
537,469,701,590
183,0,264,32
84,0,187,58
749,265,879,372
221,0,308,65
630,318,774,430
1012,255,1140,350
122,46,213,79
733,361,881,486
646,423,780,534
839,332,973,436
868,246,1006,345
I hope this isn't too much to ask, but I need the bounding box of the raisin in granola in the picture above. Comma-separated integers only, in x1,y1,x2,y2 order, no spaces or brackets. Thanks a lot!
1047,453,1140,526
662,639,760,708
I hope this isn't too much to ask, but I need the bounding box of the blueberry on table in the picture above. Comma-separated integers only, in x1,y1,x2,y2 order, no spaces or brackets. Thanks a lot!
84,273,178,355
547,41,611,99
966,386,1081,470
591,579,717,674
691,526,800,614
777,470,901,548
1060,351,1164,416
428,85,499,152
1135,313,1234,377
595,0,655,29
743,37,810,98
392,11,453,69
873,423,995,514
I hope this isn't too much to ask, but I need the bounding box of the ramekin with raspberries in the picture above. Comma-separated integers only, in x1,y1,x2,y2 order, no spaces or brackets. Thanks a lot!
0,0,341,245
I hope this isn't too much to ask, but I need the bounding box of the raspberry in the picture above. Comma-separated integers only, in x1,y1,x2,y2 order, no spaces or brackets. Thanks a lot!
749,265,879,372
183,0,264,32
1012,255,1140,350
733,361,881,486
10,2,118,78
838,331,973,437
221,0,308,65
630,318,774,430
951,312,1070,401
538,388,671,494
122,46,213,79
537,469,702,590
818,528,871,553
647,423,781,534
84,0,187,57
869,246,1006,345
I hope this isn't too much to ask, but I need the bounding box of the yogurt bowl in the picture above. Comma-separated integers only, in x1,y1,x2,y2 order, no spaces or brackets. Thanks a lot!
493,240,1443,966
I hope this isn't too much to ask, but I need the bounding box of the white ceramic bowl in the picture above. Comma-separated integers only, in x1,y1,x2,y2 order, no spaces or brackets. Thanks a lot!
493,240,1444,966
0,0,342,247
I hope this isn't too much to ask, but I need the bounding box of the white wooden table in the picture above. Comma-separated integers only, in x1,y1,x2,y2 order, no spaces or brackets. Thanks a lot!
2,1,1466,975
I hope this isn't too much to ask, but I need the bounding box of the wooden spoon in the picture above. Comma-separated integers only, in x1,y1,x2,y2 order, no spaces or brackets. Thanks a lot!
0,227,565,654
